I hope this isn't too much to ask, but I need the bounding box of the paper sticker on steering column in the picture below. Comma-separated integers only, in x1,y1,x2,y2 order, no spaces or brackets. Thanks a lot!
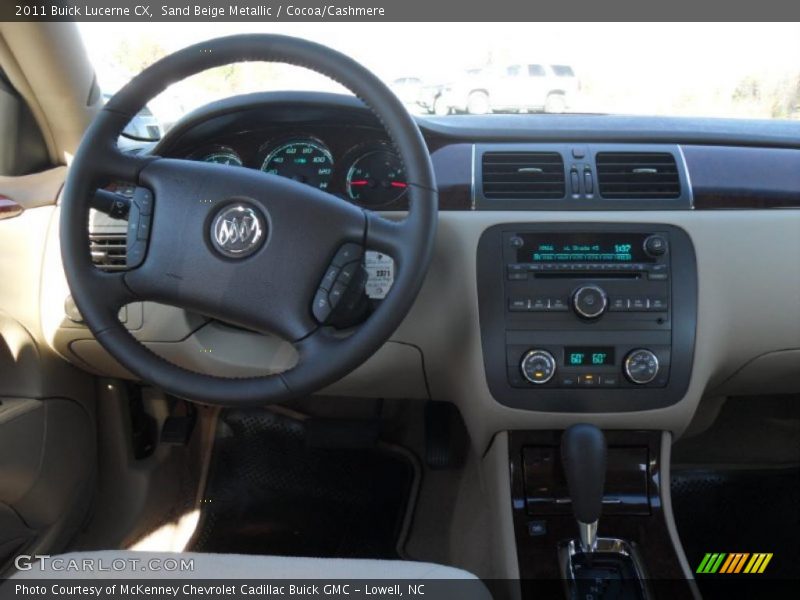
365,251,395,299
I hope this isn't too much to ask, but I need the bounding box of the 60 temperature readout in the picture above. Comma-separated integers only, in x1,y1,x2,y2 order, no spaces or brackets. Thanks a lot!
564,347,615,366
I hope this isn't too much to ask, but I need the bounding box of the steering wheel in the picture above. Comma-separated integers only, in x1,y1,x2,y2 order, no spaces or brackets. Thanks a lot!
61,35,438,405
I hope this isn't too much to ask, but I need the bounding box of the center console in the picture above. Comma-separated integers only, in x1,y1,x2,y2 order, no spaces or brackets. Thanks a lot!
509,429,694,599
477,223,697,412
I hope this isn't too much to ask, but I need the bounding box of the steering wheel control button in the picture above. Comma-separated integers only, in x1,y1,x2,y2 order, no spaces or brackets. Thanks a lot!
332,243,364,267
520,350,557,385
624,349,660,385
320,265,340,291
210,203,266,259
573,285,608,319
136,215,152,240
644,234,668,256
336,262,359,286
312,289,332,322
125,190,155,269
329,282,347,307
132,187,154,216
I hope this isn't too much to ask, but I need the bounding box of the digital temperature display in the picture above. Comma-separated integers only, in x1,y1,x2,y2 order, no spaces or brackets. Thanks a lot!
564,347,615,367
515,233,653,263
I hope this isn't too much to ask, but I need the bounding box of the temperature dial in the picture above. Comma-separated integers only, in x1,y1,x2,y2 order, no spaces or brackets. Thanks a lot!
520,350,557,385
624,349,660,385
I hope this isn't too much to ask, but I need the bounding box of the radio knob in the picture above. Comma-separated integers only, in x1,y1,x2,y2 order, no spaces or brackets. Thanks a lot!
520,350,557,385
644,235,668,256
573,285,608,319
624,349,660,385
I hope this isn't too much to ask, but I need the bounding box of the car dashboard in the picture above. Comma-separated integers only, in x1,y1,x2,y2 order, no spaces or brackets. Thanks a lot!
41,91,800,449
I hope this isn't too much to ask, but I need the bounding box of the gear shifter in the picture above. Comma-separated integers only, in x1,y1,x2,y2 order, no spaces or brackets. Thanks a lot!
561,423,607,553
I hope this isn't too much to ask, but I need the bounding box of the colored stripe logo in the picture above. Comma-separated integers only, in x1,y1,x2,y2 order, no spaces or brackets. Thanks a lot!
696,553,773,574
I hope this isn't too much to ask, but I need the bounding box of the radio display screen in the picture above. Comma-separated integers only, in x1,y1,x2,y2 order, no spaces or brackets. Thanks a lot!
564,347,615,367
515,233,653,263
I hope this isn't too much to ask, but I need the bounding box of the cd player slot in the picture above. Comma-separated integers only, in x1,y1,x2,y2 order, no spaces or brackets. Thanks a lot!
534,272,642,280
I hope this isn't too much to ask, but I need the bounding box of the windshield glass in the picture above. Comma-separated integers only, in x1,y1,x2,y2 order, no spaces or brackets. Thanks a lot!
79,22,800,129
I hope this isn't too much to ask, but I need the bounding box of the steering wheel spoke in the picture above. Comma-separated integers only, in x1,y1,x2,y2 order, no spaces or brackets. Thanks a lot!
100,148,154,183
365,212,408,260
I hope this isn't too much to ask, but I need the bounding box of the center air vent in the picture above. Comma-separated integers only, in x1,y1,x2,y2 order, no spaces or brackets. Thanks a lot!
596,152,681,199
89,233,127,271
482,152,565,199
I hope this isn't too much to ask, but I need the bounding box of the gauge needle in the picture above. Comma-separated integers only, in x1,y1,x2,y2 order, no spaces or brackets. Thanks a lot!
390,182,408,188
349,180,370,186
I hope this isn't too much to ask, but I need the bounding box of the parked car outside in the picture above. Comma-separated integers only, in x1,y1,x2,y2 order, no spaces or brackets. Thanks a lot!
435,63,579,114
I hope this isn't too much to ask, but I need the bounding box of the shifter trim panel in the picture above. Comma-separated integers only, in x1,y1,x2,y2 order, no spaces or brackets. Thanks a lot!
508,430,691,593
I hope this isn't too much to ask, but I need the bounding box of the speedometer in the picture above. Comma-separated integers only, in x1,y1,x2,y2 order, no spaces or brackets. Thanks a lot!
260,140,334,191
201,148,243,166
346,150,407,207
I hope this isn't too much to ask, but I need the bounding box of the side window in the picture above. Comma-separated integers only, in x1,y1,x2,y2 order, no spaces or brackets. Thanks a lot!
0,71,49,176
506,65,521,77
528,64,546,77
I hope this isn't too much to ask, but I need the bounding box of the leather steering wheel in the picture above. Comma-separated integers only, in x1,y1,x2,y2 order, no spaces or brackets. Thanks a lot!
61,35,438,405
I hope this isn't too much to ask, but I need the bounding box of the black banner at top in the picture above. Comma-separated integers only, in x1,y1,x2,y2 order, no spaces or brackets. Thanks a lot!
4,0,800,22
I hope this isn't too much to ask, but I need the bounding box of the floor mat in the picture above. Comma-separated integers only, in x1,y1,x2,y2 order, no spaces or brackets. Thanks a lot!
190,409,415,558
671,468,800,583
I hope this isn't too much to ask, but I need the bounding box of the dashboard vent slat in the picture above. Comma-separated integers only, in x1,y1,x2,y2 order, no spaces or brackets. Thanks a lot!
89,233,127,271
596,152,681,199
482,152,565,199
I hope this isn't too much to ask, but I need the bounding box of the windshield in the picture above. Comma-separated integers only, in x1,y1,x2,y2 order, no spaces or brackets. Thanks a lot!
79,22,800,129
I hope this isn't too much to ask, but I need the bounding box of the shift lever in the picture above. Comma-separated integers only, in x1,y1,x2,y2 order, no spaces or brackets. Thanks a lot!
561,424,607,553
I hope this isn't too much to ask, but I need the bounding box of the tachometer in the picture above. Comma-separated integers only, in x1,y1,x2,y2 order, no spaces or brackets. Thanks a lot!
260,140,334,191
346,150,407,206
201,148,243,166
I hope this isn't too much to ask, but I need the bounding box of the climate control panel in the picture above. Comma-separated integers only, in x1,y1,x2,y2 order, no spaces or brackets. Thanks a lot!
477,223,698,413
509,344,669,390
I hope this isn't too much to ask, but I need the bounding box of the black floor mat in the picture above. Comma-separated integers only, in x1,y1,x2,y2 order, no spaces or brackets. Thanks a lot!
190,409,415,558
671,468,800,584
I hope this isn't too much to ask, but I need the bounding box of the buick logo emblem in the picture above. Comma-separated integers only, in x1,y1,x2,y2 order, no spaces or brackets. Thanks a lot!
210,204,266,258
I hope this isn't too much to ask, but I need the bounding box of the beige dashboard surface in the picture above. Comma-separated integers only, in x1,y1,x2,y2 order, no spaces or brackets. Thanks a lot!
42,208,800,450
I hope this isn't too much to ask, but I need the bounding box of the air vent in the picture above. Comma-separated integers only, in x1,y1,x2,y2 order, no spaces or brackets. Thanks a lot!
90,233,127,271
596,152,681,199
482,152,565,199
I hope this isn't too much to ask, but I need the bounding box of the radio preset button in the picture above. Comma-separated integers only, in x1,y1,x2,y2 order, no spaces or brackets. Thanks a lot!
531,298,549,311
520,350,557,385
509,298,528,311
573,285,608,319
609,297,628,311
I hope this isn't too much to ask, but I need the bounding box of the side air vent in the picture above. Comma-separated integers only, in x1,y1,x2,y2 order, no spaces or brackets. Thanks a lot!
482,152,565,199
90,233,127,271
596,152,681,199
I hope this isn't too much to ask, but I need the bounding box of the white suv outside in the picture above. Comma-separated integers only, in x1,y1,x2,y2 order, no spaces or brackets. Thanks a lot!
436,63,579,115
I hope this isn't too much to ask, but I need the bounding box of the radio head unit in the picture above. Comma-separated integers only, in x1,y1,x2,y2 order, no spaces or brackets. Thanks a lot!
477,223,697,413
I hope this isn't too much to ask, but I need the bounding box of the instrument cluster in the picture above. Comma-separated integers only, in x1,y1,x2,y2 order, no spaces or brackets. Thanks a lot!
186,134,408,209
